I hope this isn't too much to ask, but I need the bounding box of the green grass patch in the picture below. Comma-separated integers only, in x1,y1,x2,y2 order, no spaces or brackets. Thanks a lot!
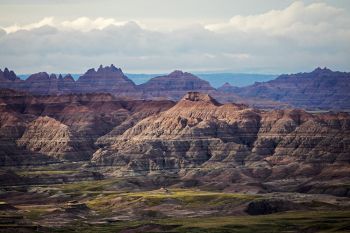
45,210,350,233
23,207,54,221
157,210,350,233
17,170,76,176
53,178,122,193
124,189,258,207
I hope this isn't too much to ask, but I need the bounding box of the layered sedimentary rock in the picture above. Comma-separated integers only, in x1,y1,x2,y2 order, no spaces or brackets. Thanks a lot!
17,116,92,160
0,90,174,165
1,89,349,195
92,92,350,195
91,92,261,174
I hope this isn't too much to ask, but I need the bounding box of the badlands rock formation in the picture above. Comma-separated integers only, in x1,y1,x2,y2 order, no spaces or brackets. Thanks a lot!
139,70,215,100
0,90,174,165
0,87,349,195
76,65,138,96
1,66,349,109
0,65,139,96
17,116,92,161
220,67,350,109
92,92,350,195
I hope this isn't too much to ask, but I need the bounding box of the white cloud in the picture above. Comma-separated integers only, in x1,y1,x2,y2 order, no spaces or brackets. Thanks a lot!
60,17,128,32
3,17,55,33
205,1,346,35
2,17,130,33
0,1,349,74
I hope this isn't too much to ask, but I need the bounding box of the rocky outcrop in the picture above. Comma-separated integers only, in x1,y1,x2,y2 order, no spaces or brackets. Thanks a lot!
25,72,58,95
0,68,22,91
139,70,215,100
0,68,20,82
0,65,139,96
76,65,138,96
0,89,349,195
17,116,92,160
91,92,257,174
0,90,174,165
92,92,350,195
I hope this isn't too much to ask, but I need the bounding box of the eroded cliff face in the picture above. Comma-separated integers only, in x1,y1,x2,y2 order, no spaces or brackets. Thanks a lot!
92,92,350,195
0,91,174,165
0,90,349,196
17,116,92,161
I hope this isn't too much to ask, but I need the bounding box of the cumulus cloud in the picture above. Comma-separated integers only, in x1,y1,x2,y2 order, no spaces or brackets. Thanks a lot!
2,17,129,33
205,2,344,34
3,17,55,34
0,1,349,74
60,17,129,32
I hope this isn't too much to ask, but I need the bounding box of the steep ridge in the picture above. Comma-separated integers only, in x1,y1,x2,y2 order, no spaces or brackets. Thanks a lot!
0,68,20,82
0,69,77,95
0,65,139,96
92,92,350,195
76,65,138,96
0,68,22,91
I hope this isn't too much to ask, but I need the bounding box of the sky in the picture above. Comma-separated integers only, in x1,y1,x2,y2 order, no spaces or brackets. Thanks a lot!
0,0,349,74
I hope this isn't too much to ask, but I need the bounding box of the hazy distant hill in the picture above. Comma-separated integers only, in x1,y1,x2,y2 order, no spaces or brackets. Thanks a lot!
126,72,276,87
20,72,276,88
219,67,350,110
6,66,350,110
195,73,276,87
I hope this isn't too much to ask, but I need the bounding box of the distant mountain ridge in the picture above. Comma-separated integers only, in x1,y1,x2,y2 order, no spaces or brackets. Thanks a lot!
1,65,350,110
18,72,276,87
139,70,215,100
219,67,350,110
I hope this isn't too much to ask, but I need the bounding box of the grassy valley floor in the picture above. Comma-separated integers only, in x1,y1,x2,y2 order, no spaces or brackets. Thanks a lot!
1,166,350,232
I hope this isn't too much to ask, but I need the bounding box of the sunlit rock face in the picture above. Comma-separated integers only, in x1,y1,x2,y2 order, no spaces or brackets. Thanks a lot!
0,89,349,196
17,116,93,161
92,92,350,196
